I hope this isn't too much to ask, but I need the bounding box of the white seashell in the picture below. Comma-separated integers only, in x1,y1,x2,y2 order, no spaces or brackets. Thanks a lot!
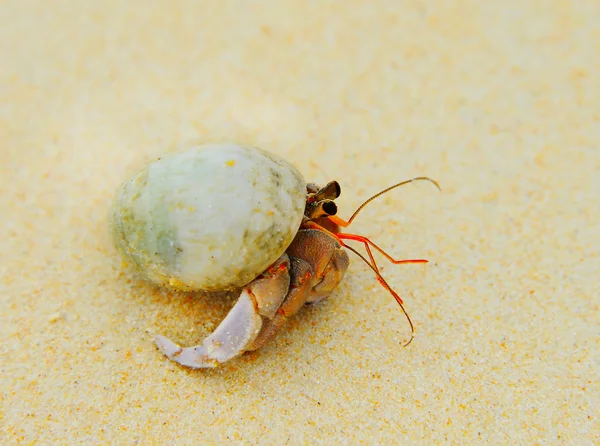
111,143,306,291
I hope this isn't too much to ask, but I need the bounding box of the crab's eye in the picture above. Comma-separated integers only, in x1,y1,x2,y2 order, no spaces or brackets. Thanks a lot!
307,199,337,219
322,200,337,216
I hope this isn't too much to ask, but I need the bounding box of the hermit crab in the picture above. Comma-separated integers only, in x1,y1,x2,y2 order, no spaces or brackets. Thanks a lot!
111,143,439,368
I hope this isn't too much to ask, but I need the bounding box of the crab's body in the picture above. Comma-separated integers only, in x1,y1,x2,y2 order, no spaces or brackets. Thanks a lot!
111,143,350,368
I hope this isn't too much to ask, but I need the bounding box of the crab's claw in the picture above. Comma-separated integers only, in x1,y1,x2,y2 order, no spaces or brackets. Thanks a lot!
154,254,292,368
154,289,263,368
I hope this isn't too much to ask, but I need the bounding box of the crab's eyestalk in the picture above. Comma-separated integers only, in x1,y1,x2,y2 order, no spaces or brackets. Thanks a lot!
312,181,341,202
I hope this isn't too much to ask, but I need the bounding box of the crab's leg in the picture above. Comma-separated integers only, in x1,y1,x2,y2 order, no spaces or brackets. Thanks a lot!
249,229,351,350
154,254,291,368
336,232,428,266
286,228,349,303
248,257,314,351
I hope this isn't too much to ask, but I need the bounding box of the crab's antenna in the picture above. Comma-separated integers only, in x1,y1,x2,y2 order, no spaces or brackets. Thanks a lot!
342,243,415,347
331,177,441,228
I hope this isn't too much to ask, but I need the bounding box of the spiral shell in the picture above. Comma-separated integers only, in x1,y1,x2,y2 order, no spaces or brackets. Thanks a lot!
111,143,306,291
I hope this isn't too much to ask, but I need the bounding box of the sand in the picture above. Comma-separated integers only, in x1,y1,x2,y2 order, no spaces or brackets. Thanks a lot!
2,1,599,444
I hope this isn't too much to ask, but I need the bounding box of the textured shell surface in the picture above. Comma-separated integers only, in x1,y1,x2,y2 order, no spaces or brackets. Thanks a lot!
111,143,306,291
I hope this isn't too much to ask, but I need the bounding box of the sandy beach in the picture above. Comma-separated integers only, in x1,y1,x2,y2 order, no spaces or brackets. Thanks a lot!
2,1,599,443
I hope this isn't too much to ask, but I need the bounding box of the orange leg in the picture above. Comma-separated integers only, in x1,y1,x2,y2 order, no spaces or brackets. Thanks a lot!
335,232,429,266
304,222,426,308
306,219,415,344
336,232,428,315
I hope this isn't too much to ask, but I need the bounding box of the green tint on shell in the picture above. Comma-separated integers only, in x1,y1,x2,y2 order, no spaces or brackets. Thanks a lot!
111,143,306,291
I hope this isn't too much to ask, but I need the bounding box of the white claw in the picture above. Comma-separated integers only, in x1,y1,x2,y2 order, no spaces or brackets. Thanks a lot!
154,290,263,368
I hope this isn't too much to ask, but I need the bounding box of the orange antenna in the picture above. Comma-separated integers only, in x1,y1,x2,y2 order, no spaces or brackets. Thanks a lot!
341,243,415,347
329,176,441,228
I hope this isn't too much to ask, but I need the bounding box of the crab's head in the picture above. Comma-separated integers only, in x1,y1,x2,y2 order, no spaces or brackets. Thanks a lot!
304,181,342,233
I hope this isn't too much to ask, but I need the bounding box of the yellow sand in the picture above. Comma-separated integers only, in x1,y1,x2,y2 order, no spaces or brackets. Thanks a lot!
2,1,599,443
